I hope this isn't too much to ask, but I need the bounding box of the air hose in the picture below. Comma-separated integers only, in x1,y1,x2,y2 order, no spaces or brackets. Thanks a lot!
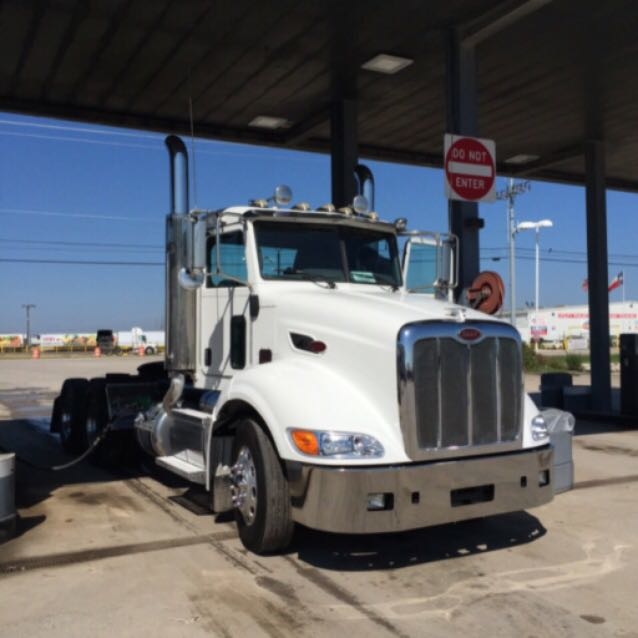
12,423,113,472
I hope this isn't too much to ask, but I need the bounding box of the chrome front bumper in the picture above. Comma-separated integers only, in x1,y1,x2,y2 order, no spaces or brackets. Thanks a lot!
286,446,553,534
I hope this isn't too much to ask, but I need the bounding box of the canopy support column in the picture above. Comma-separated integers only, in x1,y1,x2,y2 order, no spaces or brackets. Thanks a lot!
446,29,480,301
330,99,358,208
585,140,611,412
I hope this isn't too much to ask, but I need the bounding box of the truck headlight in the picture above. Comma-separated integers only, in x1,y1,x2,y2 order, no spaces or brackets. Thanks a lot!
289,429,384,458
531,414,549,441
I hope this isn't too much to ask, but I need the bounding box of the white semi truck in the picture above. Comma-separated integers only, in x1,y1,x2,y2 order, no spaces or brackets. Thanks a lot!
51,136,571,554
96,327,164,355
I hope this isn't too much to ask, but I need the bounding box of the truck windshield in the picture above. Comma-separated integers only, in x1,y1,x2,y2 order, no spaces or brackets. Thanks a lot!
254,221,402,287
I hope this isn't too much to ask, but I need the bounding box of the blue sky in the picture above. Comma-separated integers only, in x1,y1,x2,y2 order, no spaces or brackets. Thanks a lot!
0,113,636,333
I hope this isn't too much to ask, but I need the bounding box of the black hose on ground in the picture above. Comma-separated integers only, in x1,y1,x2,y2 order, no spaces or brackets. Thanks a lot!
13,423,113,472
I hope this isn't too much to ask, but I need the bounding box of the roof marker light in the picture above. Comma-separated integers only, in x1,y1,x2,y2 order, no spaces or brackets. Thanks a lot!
274,184,292,206
353,194,370,215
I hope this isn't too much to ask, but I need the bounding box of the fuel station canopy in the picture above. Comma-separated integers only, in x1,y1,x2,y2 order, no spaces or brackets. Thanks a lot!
2,0,638,190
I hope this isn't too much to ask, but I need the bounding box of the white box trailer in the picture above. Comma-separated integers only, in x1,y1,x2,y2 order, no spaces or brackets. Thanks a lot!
50,136,572,554
114,327,164,354
95,327,164,355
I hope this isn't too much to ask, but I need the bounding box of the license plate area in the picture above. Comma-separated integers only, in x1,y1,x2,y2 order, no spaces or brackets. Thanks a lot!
450,484,495,507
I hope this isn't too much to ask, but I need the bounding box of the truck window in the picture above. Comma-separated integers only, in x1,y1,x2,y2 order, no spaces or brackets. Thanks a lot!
254,222,401,287
344,232,400,285
207,231,247,287
404,242,438,292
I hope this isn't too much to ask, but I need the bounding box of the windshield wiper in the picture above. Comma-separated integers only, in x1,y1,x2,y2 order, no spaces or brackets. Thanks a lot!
284,268,337,289
372,274,400,292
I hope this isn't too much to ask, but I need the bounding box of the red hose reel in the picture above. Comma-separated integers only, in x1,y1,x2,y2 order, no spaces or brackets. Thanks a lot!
467,271,505,315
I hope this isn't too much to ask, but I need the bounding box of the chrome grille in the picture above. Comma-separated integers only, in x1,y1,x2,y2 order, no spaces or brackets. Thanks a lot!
398,321,523,460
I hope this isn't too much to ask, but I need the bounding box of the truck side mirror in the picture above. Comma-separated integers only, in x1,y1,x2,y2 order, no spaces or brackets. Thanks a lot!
401,232,458,299
178,212,206,290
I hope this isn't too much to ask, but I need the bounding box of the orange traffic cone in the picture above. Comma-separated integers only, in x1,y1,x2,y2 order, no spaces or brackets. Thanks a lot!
31,347,40,359
94,346,101,357
138,346,145,357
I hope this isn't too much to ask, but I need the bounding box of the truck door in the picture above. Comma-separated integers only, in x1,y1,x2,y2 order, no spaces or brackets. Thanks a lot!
200,228,250,384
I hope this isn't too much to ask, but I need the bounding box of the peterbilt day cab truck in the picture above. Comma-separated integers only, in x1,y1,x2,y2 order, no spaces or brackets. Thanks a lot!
51,136,572,554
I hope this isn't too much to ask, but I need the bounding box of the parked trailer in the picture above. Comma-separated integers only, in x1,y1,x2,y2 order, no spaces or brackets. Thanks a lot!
51,136,572,554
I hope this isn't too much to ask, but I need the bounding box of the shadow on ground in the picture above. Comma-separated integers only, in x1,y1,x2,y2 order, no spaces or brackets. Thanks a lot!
575,418,638,436
290,511,546,571
2,416,549,569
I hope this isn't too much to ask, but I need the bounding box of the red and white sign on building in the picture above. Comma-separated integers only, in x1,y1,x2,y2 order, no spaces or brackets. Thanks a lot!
444,134,496,203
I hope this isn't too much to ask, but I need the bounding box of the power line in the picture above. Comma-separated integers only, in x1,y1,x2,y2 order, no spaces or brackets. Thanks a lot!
2,255,636,269
0,237,162,249
0,258,162,266
0,130,159,151
481,254,638,267
0,207,152,221
483,245,638,260
0,118,160,140
0,121,324,162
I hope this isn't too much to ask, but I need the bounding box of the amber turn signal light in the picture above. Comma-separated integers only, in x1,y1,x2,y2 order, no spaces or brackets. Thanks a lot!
290,429,320,456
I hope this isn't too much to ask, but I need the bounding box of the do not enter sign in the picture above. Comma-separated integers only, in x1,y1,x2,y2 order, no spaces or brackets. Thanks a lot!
444,134,496,203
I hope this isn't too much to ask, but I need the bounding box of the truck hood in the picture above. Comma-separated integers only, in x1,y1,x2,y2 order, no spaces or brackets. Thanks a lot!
260,283,500,345
249,283,507,463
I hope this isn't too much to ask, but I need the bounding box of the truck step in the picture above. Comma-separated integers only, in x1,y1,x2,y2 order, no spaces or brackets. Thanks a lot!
156,455,206,484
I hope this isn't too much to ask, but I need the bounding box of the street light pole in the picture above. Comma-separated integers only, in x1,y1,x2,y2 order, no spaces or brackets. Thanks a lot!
517,220,553,343
21,304,36,349
534,226,541,317
508,179,516,327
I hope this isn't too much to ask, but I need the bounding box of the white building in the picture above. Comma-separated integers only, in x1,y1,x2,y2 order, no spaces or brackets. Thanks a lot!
516,301,638,346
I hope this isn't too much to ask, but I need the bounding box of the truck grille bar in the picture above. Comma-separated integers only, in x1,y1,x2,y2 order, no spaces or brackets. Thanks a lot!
397,320,523,461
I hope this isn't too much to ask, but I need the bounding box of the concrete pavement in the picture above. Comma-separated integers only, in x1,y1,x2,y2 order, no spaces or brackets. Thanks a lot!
0,356,636,637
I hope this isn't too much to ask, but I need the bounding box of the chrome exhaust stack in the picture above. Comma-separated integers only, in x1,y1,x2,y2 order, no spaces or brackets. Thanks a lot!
165,135,201,374
354,164,375,211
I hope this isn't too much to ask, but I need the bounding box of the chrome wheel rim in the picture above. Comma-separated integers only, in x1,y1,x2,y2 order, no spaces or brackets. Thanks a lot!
230,446,257,525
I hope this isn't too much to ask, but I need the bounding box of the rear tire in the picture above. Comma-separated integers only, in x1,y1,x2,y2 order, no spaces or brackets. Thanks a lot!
50,396,62,433
58,378,89,454
231,419,294,554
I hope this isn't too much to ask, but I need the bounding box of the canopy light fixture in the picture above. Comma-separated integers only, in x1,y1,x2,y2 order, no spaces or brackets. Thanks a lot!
361,53,413,75
249,115,290,129
504,154,540,165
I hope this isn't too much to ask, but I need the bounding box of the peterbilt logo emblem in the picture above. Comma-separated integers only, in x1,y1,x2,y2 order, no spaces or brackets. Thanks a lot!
458,327,482,341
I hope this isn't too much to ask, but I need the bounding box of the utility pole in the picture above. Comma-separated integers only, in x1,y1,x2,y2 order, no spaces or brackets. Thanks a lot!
22,304,36,349
496,179,531,326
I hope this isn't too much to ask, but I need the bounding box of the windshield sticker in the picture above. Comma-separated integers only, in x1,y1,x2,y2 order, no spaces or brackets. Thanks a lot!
350,271,376,283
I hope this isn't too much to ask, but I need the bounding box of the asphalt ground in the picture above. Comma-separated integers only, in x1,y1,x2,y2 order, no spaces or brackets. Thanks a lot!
0,357,636,638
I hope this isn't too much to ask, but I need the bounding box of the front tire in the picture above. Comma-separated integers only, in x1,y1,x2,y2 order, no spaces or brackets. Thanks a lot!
231,419,294,554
